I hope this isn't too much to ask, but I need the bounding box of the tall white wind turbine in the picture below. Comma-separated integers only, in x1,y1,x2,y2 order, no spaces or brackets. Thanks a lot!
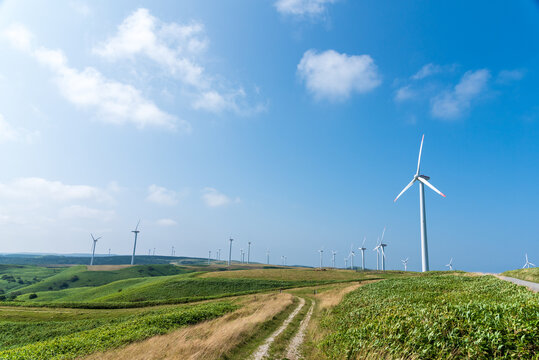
523,254,535,268
331,250,337,268
90,234,101,266
208,250,212,265
228,238,233,266
247,241,251,264
318,249,324,269
131,220,141,265
358,237,367,270
379,227,387,271
401,258,408,271
344,257,348,269
394,135,446,272
373,238,381,271
266,249,270,265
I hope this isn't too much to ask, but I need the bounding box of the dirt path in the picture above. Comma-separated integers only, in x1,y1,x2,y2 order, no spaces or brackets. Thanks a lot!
251,297,305,360
285,299,314,360
497,275,539,292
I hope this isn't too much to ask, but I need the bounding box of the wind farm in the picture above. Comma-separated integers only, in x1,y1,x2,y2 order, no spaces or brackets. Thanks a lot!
0,1,537,359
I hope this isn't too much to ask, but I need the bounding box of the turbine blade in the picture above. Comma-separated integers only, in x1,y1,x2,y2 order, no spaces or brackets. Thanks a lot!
135,219,141,231
394,178,416,202
381,227,386,243
91,233,95,241
362,236,366,247
416,134,424,176
417,177,446,198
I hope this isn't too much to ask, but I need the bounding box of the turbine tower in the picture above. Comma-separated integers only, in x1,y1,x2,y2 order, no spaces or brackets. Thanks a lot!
379,228,387,271
523,254,535,268
217,249,221,261
373,238,381,271
331,250,337,268
130,220,141,265
394,135,446,272
266,249,270,265
349,250,355,270
283,255,287,266
445,257,453,271
344,257,348,269
208,250,212,265
171,246,175,256
240,249,244,264
228,238,233,266
318,249,324,269
401,258,409,271
247,241,251,264
358,237,367,270
90,234,101,266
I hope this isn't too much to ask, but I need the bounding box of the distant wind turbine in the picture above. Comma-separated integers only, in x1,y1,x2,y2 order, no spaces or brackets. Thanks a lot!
318,249,324,269
247,241,251,264
240,249,244,264
90,234,101,266
523,254,535,268
130,220,141,265
331,250,337,268
266,249,270,265
344,257,348,269
349,250,355,270
394,135,446,272
401,258,408,271
379,228,388,271
445,258,453,271
217,248,221,261
208,250,212,265
373,237,381,271
358,237,367,270
228,238,233,266
283,255,287,266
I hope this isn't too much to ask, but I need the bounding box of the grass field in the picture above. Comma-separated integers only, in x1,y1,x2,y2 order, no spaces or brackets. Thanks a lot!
319,274,539,359
501,267,539,283
0,265,62,297
0,301,236,360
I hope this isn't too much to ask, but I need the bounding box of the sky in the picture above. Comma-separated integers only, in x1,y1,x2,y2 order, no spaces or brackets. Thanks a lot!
0,0,538,272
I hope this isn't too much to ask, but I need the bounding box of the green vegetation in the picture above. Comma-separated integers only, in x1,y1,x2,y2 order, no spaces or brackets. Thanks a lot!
501,267,539,283
0,301,236,359
0,265,62,297
319,274,539,359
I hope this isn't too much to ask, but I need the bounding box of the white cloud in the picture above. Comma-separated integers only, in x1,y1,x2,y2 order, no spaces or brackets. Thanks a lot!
4,24,184,131
69,1,92,16
297,49,381,101
431,69,490,119
496,69,524,84
0,114,39,144
146,185,179,206
2,23,33,51
0,177,113,204
411,63,442,80
275,0,337,16
201,187,239,208
59,205,115,221
395,85,416,102
93,9,261,115
156,218,177,226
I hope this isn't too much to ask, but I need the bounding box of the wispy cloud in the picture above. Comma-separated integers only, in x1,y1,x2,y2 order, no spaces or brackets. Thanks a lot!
496,69,525,84
394,85,416,102
94,8,263,115
59,205,115,221
431,69,490,119
297,49,381,101
201,187,239,208
0,114,39,144
156,218,178,226
411,63,442,80
146,185,179,206
275,0,337,17
3,23,185,131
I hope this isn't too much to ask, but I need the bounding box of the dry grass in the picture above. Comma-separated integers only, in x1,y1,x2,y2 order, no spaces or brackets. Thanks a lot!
85,265,133,271
200,268,370,282
81,292,293,360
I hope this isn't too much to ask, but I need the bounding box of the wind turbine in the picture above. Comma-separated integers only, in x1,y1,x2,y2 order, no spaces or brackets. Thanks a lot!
401,258,409,271
130,220,141,265
281,255,285,266
318,249,324,269
394,135,446,272
247,241,251,264
349,250,355,270
344,257,348,269
108,248,111,256
208,250,212,265
331,250,337,268
358,237,367,270
240,249,244,264
373,238,381,271
523,254,535,268
283,255,287,266
380,228,388,271
228,238,233,266
445,258,453,271
266,249,270,265
217,248,221,261
90,234,101,266
171,246,175,256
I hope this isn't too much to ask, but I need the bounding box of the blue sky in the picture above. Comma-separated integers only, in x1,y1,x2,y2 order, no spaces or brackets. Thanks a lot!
0,0,537,272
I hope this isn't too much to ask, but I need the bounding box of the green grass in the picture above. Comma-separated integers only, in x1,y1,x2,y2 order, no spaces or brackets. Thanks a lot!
501,267,539,283
11,264,190,296
319,274,539,359
0,301,236,359
0,265,62,296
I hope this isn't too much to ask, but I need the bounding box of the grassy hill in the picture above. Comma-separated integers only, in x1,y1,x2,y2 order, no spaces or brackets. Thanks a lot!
0,265,62,297
0,254,211,266
9,264,190,298
501,267,539,283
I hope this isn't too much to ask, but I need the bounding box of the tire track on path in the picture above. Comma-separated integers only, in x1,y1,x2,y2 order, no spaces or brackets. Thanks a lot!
285,299,314,360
